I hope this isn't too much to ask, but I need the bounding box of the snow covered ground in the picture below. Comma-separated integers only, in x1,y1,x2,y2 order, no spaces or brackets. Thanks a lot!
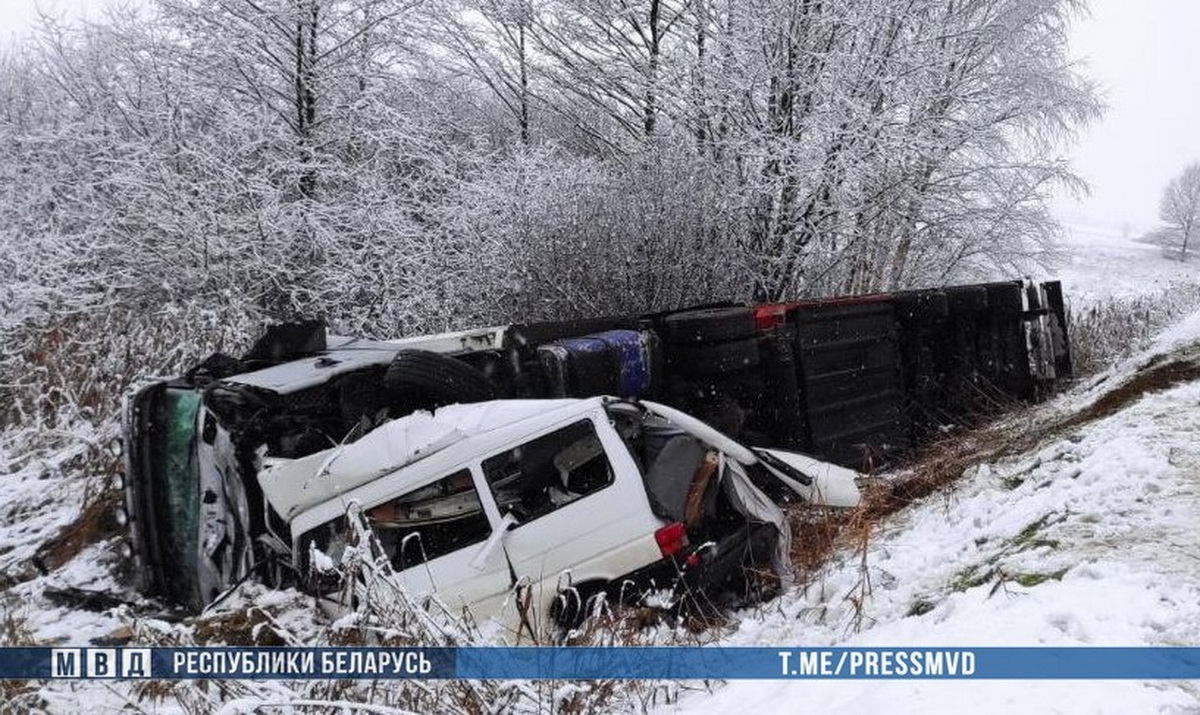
664,318,1200,714
4,227,1200,712
1042,222,1200,303
660,229,1200,712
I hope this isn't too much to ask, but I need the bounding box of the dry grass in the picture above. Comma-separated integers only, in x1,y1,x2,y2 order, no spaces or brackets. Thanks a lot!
1067,284,1200,377
787,342,1200,597
0,303,256,591
30,490,123,576
191,607,289,647
1,304,256,433
787,416,1019,590
1059,349,1200,430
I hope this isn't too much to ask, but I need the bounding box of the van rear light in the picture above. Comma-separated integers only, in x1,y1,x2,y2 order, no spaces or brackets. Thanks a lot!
654,522,688,557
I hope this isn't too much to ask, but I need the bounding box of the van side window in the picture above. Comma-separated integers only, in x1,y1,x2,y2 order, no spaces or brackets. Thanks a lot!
365,469,492,570
301,469,491,577
482,419,614,524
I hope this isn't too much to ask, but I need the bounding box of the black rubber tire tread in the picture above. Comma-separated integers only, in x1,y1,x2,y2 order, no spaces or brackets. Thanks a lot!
672,338,761,377
384,350,496,405
662,307,756,345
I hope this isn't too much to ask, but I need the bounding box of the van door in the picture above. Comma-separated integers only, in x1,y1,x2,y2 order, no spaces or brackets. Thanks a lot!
479,415,662,615
298,467,515,623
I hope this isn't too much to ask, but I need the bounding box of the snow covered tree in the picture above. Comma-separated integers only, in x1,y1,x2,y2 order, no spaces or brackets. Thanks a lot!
434,0,538,145
0,0,1102,336
529,0,692,143
719,0,1100,299
1158,162,1200,261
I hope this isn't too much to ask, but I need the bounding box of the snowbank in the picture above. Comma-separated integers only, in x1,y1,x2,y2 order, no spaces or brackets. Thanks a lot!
666,308,1200,713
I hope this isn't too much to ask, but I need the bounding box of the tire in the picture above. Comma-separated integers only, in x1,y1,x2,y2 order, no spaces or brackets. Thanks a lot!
662,307,756,345
673,338,761,377
383,350,496,408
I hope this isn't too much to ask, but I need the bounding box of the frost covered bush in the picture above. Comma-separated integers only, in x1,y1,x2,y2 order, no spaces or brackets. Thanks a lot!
453,144,755,321
0,0,1100,334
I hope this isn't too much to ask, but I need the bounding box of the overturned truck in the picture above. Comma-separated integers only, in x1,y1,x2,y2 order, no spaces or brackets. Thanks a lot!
123,279,1071,623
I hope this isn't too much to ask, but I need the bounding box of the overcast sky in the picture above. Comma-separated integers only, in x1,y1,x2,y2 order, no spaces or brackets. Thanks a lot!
2,0,1199,236
1053,1,1200,235
0,0,92,41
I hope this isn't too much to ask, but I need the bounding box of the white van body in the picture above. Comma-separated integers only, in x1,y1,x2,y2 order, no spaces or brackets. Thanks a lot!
259,397,860,628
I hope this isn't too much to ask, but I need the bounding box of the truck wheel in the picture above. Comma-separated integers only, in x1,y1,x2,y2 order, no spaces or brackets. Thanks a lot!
663,307,756,345
384,350,496,407
673,338,761,377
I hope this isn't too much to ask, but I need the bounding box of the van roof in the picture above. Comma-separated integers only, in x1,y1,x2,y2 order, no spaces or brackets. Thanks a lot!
258,397,598,521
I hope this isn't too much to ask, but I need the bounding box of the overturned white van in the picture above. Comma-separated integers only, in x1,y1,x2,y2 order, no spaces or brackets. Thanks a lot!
255,397,859,627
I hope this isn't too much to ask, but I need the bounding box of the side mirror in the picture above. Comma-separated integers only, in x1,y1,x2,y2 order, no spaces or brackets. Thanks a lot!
471,512,518,570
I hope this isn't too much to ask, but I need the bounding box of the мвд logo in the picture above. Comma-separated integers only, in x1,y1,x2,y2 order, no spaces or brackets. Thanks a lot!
50,648,151,678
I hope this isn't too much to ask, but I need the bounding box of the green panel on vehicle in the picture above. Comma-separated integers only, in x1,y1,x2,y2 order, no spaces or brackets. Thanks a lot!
152,388,201,609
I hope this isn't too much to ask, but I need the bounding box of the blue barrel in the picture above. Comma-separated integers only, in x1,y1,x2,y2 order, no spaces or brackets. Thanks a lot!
557,336,619,396
590,330,653,398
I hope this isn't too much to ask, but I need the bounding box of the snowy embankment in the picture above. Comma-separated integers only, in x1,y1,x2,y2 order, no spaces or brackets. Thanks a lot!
667,305,1200,710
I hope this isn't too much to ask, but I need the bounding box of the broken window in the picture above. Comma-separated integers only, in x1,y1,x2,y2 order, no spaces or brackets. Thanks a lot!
483,420,614,525
302,469,492,578
366,469,492,571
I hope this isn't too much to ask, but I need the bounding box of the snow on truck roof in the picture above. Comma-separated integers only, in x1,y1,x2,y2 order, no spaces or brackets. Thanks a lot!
229,325,508,392
258,397,592,521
